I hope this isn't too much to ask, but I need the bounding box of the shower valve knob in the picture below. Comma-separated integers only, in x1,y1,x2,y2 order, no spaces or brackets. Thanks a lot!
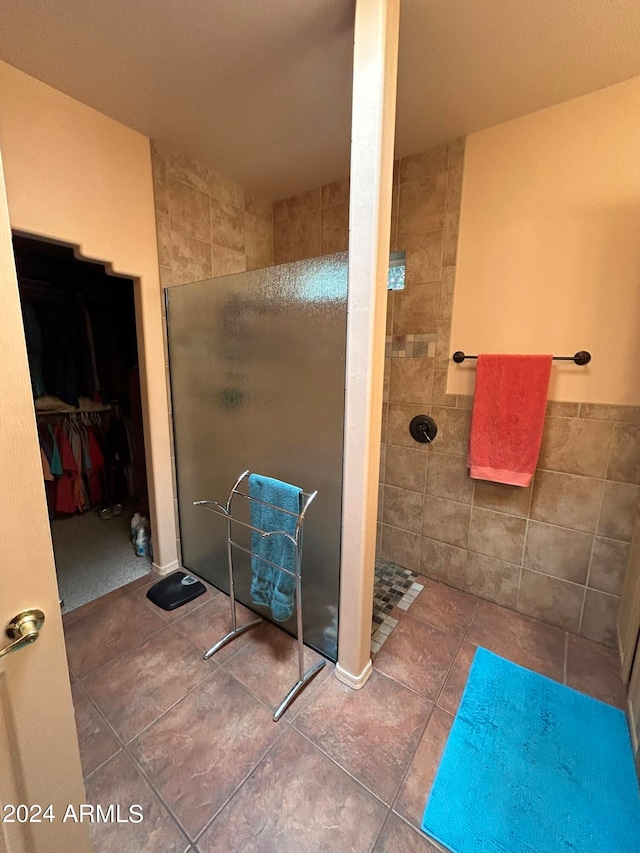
409,415,437,444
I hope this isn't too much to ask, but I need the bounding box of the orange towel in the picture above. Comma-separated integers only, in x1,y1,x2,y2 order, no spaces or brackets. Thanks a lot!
467,354,553,487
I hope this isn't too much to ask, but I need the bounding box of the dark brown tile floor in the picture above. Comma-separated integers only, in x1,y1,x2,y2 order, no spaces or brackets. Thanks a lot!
64,571,628,852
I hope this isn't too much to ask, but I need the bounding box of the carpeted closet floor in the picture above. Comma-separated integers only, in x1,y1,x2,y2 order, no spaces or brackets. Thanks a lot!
52,509,151,613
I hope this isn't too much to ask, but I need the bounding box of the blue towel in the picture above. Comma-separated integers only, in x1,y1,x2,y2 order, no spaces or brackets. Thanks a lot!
248,473,301,623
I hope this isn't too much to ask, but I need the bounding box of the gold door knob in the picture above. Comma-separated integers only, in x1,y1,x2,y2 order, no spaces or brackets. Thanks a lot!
0,609,45,660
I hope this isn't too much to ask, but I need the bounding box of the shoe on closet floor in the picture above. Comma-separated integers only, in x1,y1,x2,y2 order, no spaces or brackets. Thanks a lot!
97,506,113,520
112,503,124,517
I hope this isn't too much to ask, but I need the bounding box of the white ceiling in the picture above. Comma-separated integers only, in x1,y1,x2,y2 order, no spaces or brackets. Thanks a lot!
1,1,640,200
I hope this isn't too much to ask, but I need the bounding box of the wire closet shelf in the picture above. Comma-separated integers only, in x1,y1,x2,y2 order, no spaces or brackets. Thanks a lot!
194,469,325,721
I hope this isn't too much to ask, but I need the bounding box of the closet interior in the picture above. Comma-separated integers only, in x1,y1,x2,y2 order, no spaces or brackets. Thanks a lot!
13,234,151,613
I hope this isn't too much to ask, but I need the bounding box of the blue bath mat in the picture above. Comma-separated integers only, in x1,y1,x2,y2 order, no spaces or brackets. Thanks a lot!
422,647,640,852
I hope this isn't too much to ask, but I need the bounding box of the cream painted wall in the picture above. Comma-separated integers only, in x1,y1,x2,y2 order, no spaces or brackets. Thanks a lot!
450,75,640,404
0,61,178,572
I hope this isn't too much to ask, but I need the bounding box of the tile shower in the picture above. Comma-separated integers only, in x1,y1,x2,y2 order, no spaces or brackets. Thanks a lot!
271,137,639,650
152,136,638,650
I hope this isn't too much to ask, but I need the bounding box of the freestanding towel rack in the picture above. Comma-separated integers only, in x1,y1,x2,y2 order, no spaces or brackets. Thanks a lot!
194,470,325,721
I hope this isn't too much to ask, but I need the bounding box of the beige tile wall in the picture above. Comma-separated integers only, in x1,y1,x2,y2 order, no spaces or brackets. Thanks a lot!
381,392,640,648
150,141,273,557
378,139,640,649
273,177,350,262
152,141,273,285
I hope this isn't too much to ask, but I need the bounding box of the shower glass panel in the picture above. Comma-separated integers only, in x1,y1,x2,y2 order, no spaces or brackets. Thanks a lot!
166,254,348,661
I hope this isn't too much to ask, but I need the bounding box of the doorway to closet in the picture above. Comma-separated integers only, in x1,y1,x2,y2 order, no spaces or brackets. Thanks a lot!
12,234,152,614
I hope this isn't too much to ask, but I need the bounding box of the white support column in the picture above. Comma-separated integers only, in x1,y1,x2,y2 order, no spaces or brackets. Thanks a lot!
336,0,400,689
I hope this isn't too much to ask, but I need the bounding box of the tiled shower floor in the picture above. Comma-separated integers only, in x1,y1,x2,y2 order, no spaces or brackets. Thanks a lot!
64,571,628,852
372,559,424,655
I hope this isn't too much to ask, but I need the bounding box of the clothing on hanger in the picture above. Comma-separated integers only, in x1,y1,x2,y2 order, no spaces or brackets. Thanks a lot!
36,410,134,518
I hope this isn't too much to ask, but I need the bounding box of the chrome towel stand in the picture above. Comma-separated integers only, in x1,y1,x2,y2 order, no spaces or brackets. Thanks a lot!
194,469,326,721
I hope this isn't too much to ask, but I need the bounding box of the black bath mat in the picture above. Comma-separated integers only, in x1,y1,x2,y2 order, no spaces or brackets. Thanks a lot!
146,571,206,611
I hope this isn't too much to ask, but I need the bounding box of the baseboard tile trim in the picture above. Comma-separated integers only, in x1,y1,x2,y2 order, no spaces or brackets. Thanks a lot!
335,659,373,690
151,559,180,576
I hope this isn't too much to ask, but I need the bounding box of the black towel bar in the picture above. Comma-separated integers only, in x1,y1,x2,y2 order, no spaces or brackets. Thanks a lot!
452,351,591,365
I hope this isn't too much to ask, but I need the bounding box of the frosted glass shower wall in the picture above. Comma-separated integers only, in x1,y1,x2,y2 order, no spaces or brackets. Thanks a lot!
166,254,348,660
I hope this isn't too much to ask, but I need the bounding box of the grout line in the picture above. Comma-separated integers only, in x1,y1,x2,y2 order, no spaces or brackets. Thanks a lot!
384,704,438,835
515,513,531,614
519,515,530,569
422,445,429,498
122,668,217,747
579,424,616,634
81,617,333,843
372,652,440,704
73,620,174,685
465,598,482,633
468,472,476,520
388,700,454,832
399,602,468,645
367,810,395,853
119,739,208,849
219,650,330,725
81,567,616,850
386,810,451,853
84,665,217,754
162,589,222,625
515,565,524,614
389,436,636,493
192,725,289,845
395,224,447,249
120,748,192,850
127,662,288,845
428,495,620,539
577,584,590,638
524,469,536,517
292,726,393,809
78,683,194,849
75,682,126,779
432,633,467,712
464,504,473,557
81,747,125,786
